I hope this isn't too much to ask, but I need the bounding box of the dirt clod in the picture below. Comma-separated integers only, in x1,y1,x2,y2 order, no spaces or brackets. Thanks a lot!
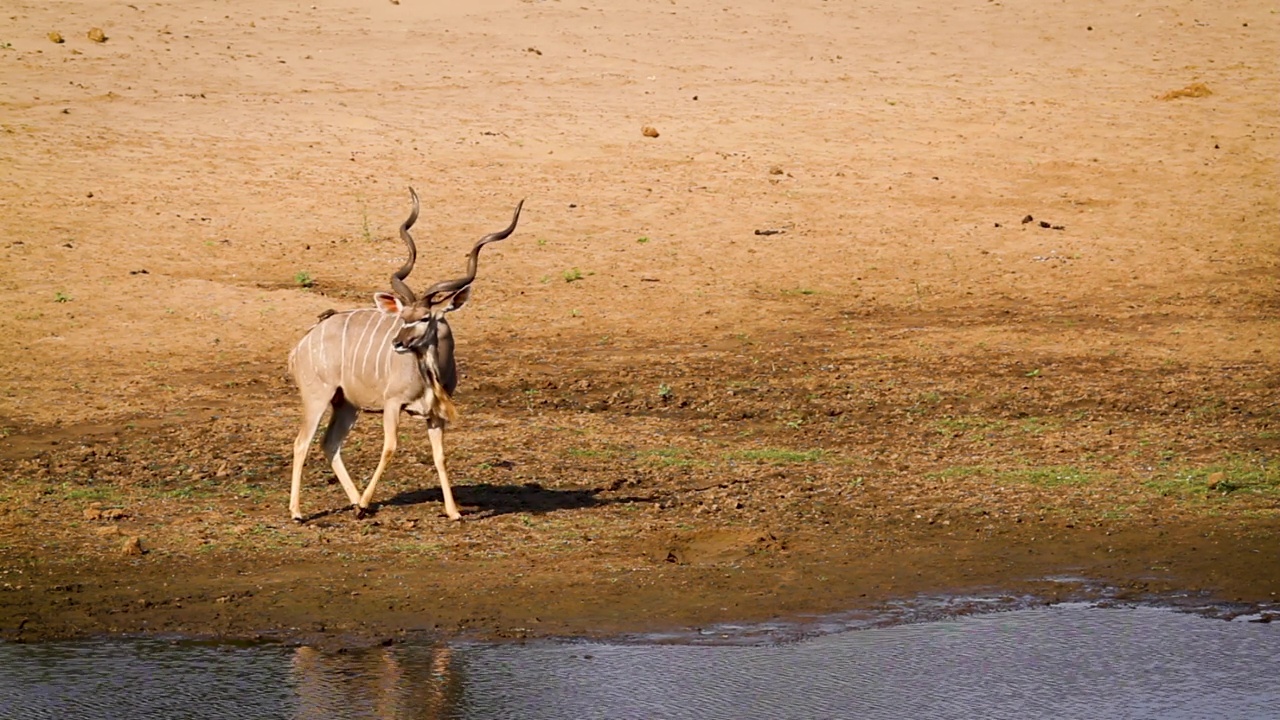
121,537,145,556
87,27,107,43
48,31,65,43
1157,82,1212,100
642,125,660,138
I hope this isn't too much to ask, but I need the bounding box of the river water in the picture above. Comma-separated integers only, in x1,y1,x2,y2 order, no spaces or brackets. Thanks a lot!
2,603,1277,719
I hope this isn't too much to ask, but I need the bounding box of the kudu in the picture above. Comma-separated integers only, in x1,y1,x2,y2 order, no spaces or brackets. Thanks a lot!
287,188,523,521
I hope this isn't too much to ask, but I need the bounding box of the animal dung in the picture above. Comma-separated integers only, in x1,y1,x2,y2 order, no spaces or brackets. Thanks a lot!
48,31,65,43
87,27,108,43
642,125,660,138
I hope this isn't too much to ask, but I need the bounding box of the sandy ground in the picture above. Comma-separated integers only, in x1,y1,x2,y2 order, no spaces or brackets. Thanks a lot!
1,0,1277,642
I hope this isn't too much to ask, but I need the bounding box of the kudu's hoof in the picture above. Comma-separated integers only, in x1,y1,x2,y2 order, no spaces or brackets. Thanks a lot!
355,505,369,519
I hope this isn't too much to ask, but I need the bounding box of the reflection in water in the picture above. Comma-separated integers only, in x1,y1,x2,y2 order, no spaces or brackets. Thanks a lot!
288,644,460,720
0,604,1277,719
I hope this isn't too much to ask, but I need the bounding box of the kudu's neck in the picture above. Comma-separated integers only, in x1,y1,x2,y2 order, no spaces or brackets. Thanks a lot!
415,317,458,396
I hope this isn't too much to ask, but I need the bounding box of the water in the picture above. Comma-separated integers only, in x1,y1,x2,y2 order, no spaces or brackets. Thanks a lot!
2,604,1278,719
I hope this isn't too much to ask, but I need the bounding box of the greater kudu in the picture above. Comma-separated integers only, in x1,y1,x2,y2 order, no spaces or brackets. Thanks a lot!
287,188,523,521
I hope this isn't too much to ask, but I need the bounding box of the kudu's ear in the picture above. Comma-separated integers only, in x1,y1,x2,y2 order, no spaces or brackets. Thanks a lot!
373,292,403,314
442,285,472,313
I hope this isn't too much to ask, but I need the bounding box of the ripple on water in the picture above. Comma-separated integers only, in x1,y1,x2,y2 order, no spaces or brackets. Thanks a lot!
1,604,1278,720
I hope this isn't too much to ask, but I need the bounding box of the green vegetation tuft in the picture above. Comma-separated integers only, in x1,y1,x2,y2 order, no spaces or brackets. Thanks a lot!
639,448,702,468
928,465,991,480
997,466,1100,487
1147,458,1280,498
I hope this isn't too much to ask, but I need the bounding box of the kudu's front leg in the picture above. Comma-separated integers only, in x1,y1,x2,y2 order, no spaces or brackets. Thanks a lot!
356,404,401,517
427,419,461,521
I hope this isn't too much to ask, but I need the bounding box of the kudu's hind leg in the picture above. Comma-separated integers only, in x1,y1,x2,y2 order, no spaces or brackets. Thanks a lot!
290,394,330,521
427,420,462,521
356,404,401,516
321,395,363,508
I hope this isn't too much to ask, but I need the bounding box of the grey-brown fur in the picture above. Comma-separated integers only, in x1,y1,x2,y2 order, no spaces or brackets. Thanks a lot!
286,188,523,521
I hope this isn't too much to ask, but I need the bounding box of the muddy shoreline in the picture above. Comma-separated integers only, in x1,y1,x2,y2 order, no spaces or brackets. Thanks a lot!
5,514,1277,645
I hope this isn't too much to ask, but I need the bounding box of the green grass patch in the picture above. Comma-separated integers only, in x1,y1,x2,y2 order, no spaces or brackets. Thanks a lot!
730,448,826,464
996,466,1100,487
235,483,269,501
1146,458,1280,498
640,448,702,468
1017,416,1060,436
60,484,119,502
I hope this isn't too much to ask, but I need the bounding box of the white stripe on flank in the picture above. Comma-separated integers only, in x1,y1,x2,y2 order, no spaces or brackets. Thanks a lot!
339,313,352,386
380,315,399,384
353,311,377,383
312,327,325,384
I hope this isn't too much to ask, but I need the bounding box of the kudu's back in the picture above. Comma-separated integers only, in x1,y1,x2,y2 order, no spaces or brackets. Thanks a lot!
288,308,456,422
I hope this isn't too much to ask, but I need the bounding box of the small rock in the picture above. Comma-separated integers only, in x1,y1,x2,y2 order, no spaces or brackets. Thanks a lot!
768,165,784,175
121,536,145,556
641,125,660,138
1206,471,1225,490
1021,214,1034,224
83,507,103,521
87,27,108,43
48,31,65,44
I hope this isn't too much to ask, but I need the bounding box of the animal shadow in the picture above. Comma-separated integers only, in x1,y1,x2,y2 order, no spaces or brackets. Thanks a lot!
379,481,656,520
